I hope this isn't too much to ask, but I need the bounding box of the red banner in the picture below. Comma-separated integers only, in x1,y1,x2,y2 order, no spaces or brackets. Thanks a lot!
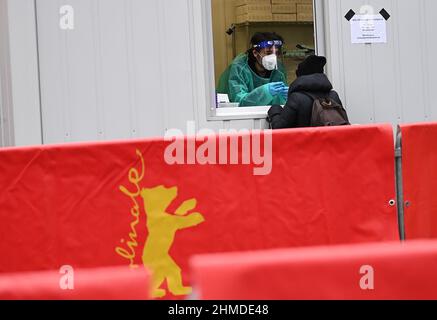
0,124,398,299
401,122,437,239
191,240,437,300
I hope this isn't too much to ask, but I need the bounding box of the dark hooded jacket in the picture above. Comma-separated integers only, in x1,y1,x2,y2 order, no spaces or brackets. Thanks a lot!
268,73,343,129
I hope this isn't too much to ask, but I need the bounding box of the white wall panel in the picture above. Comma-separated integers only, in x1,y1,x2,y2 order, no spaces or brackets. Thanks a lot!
157,0,196,130
36,0,70,143
36,0,191,144
370,0,398,124
325,0,437,125
0,0,41,147
420,0,437,121
65,0,101,141
396,0,425,123
7,0,41,145
97,0,133,140
0,0,12,147
130,0,165,137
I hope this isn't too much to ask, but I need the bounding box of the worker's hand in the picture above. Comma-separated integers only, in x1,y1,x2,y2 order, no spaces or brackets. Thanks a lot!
267,82,287,97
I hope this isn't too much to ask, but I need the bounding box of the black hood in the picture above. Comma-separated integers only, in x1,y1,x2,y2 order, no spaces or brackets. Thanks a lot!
290,73,333,93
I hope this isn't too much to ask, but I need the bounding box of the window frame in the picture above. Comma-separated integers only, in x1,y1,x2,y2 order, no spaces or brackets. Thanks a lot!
202,0,326,121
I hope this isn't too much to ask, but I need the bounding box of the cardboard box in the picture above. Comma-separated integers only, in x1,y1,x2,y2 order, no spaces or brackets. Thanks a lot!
234,0,271,7
236,4,272,16
272,3,297,14
297,12,314,21
297,3,313,21
297,3,313,12
236,12,273,23
273,13,297,21
272,0,296,3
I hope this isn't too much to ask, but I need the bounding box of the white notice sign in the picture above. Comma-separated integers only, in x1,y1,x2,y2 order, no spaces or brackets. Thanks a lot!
351,14,387,44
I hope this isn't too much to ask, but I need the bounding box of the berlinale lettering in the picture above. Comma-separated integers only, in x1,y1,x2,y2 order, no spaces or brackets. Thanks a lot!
115,149,145,269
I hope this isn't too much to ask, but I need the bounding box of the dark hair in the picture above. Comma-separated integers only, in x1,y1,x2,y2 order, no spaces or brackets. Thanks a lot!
247,32,284,64
296,55,327,77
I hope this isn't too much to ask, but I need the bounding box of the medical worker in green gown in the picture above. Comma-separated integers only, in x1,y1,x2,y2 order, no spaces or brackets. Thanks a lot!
217,32,289,107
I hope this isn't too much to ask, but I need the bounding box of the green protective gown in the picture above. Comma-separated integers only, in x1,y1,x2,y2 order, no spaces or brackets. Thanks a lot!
217,53,288,107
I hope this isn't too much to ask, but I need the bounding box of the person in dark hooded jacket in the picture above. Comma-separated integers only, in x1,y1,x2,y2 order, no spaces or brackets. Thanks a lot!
267,55,343,129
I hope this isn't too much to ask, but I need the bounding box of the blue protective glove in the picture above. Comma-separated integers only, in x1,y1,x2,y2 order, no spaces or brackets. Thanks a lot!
280,86,289,99
267,82,289,99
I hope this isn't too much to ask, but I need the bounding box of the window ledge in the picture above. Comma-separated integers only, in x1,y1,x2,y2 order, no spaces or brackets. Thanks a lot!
209,106,271,121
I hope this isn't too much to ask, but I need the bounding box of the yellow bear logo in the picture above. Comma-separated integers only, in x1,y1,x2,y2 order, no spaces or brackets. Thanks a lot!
140,185,205,298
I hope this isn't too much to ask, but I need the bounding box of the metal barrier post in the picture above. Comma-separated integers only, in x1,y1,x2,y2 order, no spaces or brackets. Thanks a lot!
395,126,405,240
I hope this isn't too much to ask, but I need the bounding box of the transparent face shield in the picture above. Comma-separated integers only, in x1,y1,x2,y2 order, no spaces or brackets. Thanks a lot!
253,40,284,69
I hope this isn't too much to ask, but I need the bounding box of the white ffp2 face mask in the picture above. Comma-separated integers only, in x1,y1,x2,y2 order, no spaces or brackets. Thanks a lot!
262,53,278,71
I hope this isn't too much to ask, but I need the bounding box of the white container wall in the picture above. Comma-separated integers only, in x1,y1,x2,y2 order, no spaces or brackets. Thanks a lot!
36,0,198,143
0,0,41,147
1,0,437,146
0,0,12,147
325,0,437,124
